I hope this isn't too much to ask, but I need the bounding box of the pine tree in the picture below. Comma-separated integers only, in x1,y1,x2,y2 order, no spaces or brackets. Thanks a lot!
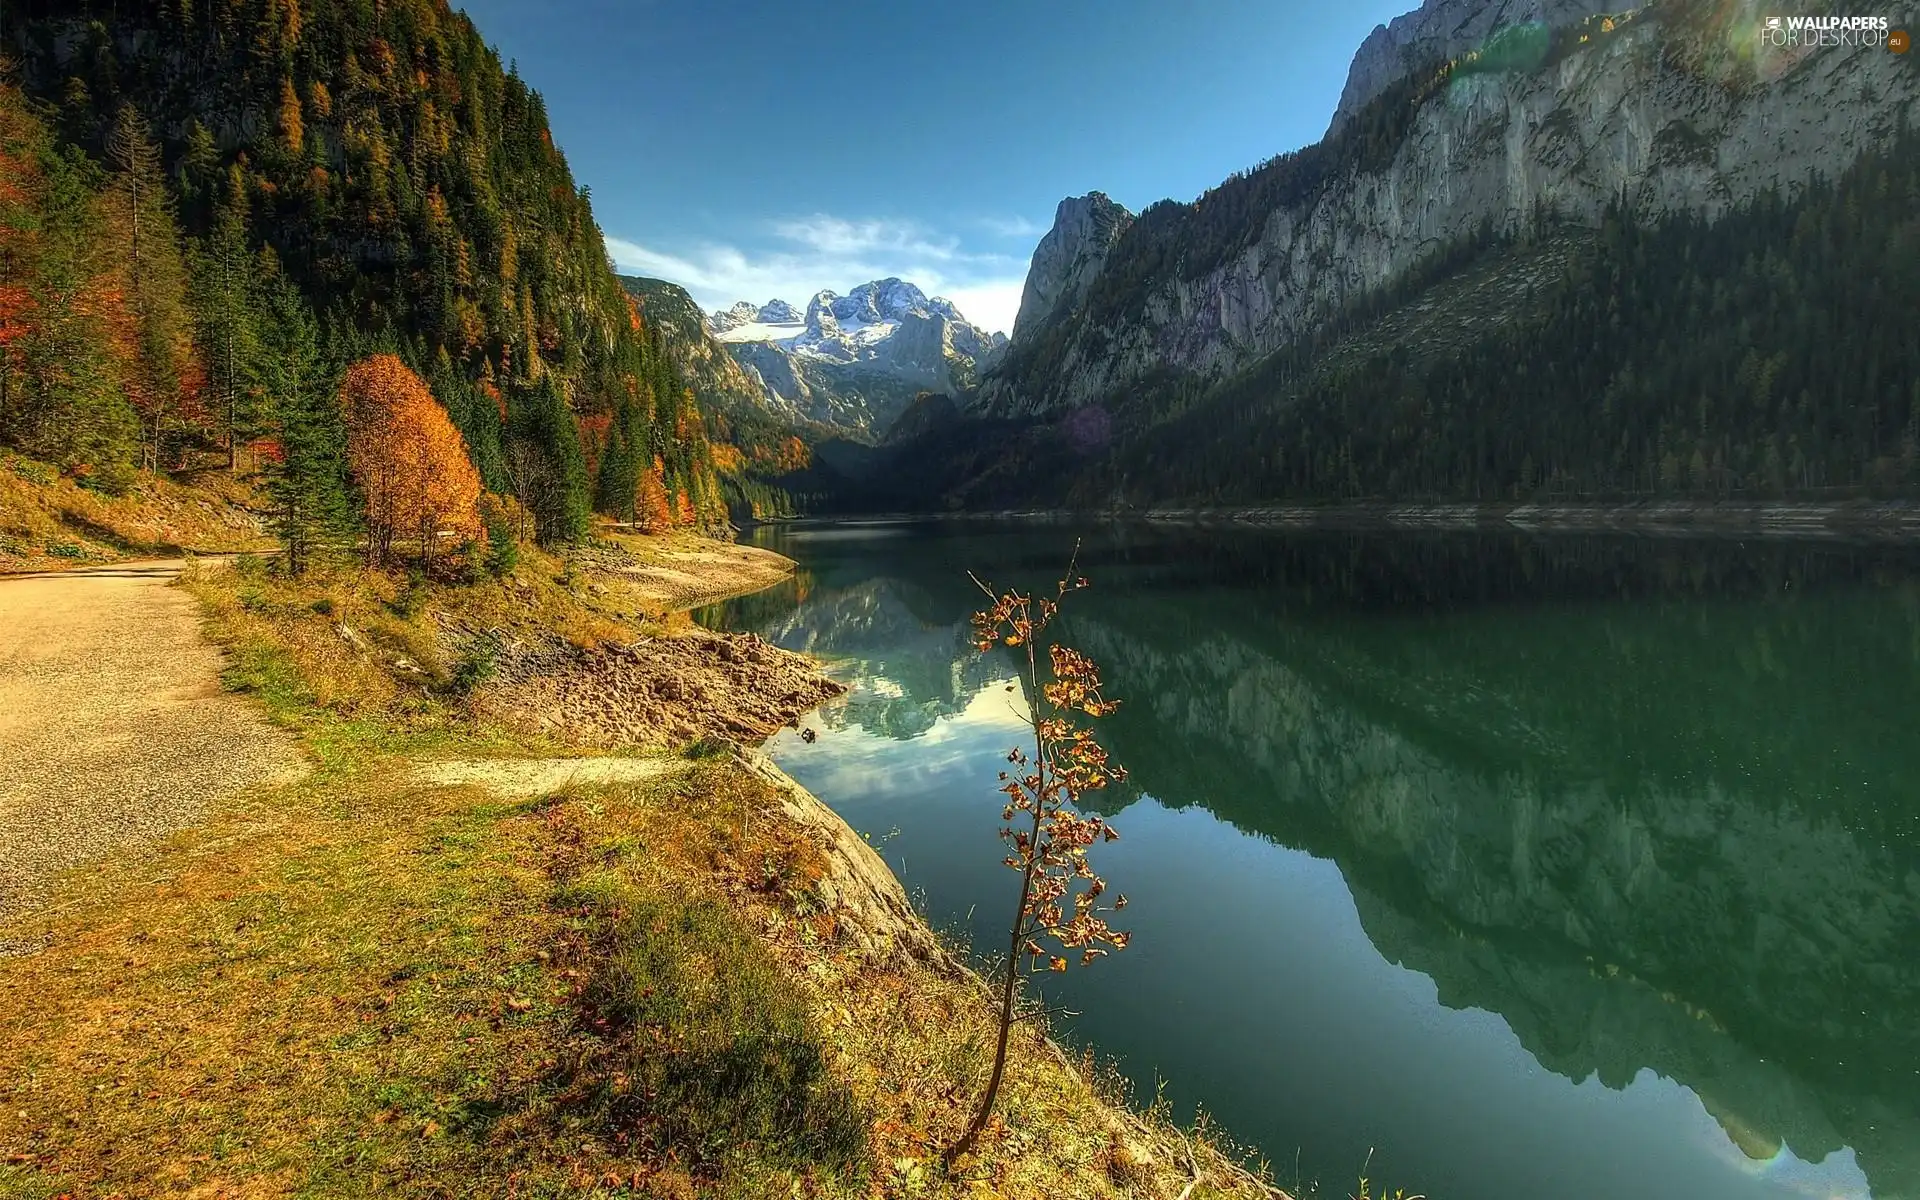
190,181,264,469
428,344,505,491
593,393,645,523
258,280,353,576
505,372,588,544
102,104,199,473
5,144,137,480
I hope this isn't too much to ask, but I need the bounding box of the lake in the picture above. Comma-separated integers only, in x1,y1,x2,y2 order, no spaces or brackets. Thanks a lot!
696,520,1920,1200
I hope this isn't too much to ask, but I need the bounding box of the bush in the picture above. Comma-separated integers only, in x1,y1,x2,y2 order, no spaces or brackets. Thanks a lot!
5,454,55,485
573,889,867,1174
478,492,527,578
485,536,519,579
451,538,487,586
231,551,269,580
74,460,140,496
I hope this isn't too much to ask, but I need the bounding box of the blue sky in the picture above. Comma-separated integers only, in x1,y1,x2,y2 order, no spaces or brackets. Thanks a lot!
455,0,1414,334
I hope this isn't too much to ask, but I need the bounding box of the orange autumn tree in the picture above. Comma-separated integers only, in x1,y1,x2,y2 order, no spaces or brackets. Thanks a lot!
636,455,673,533
341,354,483,566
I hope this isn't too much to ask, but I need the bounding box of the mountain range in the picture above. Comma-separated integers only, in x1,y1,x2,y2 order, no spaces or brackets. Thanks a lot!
698,279,1006,436
820,0,1920,511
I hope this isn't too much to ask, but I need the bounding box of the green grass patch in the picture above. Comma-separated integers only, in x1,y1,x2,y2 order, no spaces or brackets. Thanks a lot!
564,881,869,1179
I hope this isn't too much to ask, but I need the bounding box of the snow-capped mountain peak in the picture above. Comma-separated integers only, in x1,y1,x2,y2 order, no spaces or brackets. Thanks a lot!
699,276,1007,433
707,300,761,334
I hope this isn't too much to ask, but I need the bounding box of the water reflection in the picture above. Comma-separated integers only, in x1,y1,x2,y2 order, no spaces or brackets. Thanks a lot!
700,523,1920,1199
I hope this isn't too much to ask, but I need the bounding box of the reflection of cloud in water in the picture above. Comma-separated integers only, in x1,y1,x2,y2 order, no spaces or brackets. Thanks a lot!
727,523,1920,1200
771,676,1027,803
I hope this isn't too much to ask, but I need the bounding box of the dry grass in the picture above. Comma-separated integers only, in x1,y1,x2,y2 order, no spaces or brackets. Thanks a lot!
0,547,1285,1199
0,452,273,573
181,548,636,756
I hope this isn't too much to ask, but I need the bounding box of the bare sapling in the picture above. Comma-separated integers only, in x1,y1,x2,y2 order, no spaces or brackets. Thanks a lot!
945,556,1132,1165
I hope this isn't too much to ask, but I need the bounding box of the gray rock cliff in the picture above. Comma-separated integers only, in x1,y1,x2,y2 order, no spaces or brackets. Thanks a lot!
977,6,1920,418
1330,0,1620,135
1009,191,1133,343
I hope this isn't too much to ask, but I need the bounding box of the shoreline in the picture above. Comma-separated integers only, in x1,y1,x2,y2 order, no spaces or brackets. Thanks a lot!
1,530,1289,1197
753,499,1920,541
722,589,1292,1198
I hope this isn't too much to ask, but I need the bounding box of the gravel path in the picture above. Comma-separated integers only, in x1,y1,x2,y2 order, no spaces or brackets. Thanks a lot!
0,560,305,947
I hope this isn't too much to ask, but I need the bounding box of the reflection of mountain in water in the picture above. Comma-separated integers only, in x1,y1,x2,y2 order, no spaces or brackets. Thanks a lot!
1069,595,1920,1196
714,526,1920,1197
710,570,1002,741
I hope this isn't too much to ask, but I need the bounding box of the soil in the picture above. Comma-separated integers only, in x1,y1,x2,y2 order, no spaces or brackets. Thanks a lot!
0,560,305,949
473,626,845,750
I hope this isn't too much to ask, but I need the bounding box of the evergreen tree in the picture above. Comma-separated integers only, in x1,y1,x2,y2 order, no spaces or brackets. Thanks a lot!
4,145,137,481
428,344,505,492
189,180,264,469
505,373,589,545
258,280,354,576
593,393,645,523
101,104,200,473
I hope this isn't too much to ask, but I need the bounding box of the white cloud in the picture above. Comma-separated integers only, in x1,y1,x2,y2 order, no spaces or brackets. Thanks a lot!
938,280,1026,341
768,215,961,261
605,213,1029,337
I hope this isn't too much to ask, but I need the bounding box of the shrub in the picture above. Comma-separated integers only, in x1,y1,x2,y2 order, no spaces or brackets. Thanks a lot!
74,460,139,496
480,498,520,578
447,640,497,696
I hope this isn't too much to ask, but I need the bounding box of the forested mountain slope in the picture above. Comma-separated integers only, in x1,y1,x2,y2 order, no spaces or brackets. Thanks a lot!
1,0,725,534
899,0,1920,512
619,274,832,520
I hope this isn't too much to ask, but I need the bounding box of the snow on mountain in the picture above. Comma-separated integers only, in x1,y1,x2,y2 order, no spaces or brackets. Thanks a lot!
702,276,1006,434
708,301,760,334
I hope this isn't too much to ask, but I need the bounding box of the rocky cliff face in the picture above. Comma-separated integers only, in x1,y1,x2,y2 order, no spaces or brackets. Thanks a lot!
1329,0,1618,135
1009,192,1133,342
618,276,769,417
977,1,1920,418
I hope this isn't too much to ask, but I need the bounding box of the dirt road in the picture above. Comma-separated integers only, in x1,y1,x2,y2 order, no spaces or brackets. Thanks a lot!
0,560,304,946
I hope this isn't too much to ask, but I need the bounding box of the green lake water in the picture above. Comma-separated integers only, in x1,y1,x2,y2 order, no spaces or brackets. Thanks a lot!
696,521,1920,1200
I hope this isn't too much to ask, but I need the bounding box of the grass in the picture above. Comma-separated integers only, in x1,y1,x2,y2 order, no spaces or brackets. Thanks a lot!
0,450,275,572
0,547,1288,1199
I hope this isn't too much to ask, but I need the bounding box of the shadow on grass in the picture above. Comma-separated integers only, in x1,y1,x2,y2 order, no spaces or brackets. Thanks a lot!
556,873,869,1181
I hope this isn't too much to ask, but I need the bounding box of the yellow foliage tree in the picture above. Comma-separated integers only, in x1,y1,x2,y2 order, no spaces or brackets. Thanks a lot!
277,79,304,155
636,456,672,534
341,354,483,566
